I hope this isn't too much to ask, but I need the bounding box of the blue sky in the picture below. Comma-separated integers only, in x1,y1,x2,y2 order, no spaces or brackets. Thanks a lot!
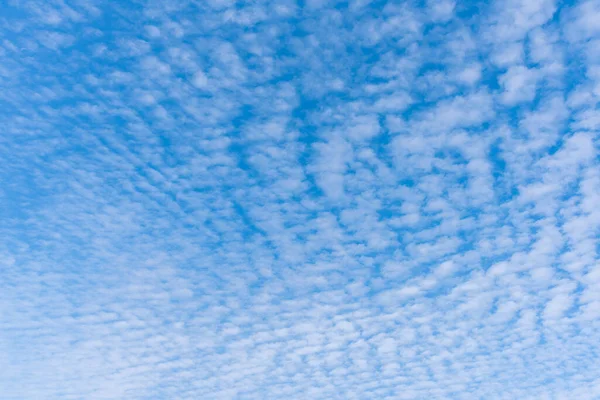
1,0,600,398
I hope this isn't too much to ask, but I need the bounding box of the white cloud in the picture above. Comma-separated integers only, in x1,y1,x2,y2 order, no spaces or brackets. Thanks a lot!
499,65,539,104
427,0,455,22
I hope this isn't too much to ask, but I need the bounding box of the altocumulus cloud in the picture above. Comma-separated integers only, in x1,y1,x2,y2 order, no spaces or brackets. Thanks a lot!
1,0,600,399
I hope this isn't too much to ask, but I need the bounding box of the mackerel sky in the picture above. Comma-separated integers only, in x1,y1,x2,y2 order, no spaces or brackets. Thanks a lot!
1,0,600,399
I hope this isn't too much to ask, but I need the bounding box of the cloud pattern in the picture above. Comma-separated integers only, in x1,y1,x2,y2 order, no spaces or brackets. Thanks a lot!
1,0,600,398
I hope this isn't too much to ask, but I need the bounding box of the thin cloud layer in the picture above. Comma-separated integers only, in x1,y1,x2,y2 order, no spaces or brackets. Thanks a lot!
1,0,599,399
